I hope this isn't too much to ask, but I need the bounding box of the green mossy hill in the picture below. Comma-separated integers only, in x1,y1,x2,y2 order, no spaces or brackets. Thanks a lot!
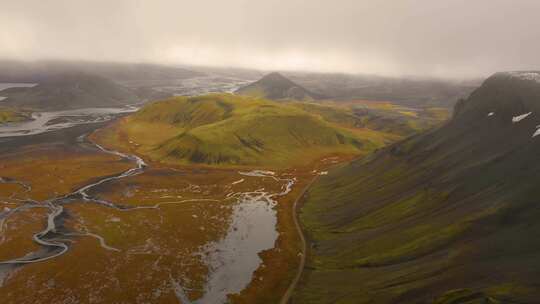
106,94,397,167
134,95,232,127
294,73,540,303
235,72,321,101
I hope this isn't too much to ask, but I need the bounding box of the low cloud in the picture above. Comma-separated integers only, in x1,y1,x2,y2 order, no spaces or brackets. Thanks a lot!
1,0,540,78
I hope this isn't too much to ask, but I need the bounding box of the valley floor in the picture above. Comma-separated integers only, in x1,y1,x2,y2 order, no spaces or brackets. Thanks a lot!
0,121,350,303
0,93,446,303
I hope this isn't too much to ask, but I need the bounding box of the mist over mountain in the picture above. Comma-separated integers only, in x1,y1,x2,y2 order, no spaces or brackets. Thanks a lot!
0,60,480,110
0,60,203,84
0,72,138,110
3,1,540,77
286,72,480,107
0,61,216,110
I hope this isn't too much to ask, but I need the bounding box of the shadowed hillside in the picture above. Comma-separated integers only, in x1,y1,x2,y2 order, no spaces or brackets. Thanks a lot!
0,60,208,107
294,72,540,303
235,72,322,101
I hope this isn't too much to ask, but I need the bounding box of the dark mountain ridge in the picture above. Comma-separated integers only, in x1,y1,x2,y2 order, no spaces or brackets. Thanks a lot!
294,72,540,303
455,71,540,120
235,72,322,100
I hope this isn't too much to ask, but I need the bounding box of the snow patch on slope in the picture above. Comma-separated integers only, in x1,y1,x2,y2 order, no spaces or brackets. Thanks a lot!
533,126,540,138
512,112,532,123
506,71,540,83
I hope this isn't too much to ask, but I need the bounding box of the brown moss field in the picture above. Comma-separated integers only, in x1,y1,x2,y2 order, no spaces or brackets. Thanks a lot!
0,131,350,303
0,144,132,201
0,91,424,304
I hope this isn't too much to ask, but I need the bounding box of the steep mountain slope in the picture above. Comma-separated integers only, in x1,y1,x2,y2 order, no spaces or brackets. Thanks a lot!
95,94,400,167
0,73,138,110
294,72,540,303
235,72,321,101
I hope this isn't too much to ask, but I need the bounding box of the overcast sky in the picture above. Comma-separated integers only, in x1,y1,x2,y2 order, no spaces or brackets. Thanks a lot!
1,0,540,78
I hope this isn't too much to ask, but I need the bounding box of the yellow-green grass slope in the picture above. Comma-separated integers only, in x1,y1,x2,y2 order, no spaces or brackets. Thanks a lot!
98,94,399,168
0,108,30,124
291,102,448,137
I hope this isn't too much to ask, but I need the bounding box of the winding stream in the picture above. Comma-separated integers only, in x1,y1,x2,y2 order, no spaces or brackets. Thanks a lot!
0,135,147,265
0,132,296,303
0,106,138,138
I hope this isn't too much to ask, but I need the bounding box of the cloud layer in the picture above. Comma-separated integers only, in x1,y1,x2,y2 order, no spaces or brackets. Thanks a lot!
2,0,540,78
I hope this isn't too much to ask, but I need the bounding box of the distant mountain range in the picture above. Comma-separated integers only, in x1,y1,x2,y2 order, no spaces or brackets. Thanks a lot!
0,73,139,111
0,61,479,110
0,61,206,111
286,72,480,108
235,71,479,108
294,71,540,303
235,72,322,101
